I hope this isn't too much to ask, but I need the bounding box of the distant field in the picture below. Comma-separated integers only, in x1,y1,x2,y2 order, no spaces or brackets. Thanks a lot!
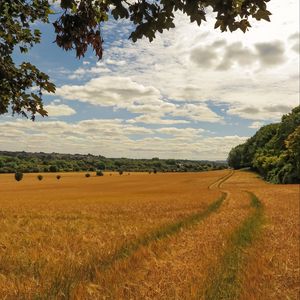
0,171,299,299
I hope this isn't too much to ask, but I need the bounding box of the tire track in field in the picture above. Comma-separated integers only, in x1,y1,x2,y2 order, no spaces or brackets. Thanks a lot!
92,171,251,299
98,198,226,272
45,172,234,298
203,191,264,300
208,170,234,190
97,171,234,272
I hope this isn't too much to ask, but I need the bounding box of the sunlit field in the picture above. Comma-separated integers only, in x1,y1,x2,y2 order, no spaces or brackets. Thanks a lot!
0,170,299,299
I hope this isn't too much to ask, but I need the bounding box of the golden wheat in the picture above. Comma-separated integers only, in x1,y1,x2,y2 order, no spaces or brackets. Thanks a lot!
0,170,298,299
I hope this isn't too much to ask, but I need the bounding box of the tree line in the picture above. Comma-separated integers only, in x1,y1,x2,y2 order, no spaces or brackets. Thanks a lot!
0,151,227,174
228,106,300,184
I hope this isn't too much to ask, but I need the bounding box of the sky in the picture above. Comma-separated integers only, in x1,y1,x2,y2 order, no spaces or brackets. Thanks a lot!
0,0,299,160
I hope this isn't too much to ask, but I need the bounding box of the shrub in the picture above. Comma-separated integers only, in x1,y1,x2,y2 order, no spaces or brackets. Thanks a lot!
153,169,157,174
15,172,23,182
85,173,91,178
96,170,104,176
119,170,123,175
56,175,61,180
37,175,43,181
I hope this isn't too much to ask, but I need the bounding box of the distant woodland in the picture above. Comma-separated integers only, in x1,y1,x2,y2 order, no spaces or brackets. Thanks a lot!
0,152,227,174
228,106,300,183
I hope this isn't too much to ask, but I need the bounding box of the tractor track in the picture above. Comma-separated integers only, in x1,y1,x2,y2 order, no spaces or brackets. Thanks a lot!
98,171,235,272
45,171,236,298
94,170,254,299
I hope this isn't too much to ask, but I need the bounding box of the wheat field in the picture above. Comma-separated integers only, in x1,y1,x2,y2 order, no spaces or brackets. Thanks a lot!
0,170,299,299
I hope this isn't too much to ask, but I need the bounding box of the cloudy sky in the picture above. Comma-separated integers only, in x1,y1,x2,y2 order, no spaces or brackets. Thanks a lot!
1,0,299,160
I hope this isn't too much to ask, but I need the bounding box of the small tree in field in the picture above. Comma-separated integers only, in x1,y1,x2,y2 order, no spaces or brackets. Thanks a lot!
56,175,61,180
153,169,157,174
119,170,123,175
15,172,23,182
96,170,104,176
85,173,91,178
37,175,43,181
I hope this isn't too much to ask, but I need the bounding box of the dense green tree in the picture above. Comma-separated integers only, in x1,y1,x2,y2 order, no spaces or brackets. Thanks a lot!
285,125,300,179
0,150,227,173
1,0,272,119
228,106,300,184
227,144,245,169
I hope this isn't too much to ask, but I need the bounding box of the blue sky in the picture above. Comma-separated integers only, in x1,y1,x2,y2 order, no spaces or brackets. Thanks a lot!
0,0,299,160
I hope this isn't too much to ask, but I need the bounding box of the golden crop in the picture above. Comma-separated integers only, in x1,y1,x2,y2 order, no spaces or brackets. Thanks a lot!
0,170,298,299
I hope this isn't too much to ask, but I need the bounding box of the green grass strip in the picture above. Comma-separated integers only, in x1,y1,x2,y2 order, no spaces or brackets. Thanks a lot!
43,193,227,299
204,191,264,300
100,192,227,271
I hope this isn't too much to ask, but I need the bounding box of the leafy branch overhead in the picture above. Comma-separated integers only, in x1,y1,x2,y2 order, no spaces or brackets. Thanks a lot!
0,0,271,119
55,0,272,59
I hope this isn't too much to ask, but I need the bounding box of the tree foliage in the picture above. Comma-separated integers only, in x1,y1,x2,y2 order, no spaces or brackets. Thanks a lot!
0,1,55,120
0,151,227,173
1,0,271,119
228,106,300,184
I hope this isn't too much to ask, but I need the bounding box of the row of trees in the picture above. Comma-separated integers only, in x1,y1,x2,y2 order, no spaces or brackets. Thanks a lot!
14,172,105,181
228,106,300,183
0,151,227,174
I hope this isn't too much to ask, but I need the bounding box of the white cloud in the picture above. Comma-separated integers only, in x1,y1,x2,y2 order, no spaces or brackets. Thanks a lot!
190,40,286,71
254,41,286,66
44,103,76,117
68,66,112,80
156,127,204,137
0,119,247,160
1,0,298,160
105,59,126,66
170,103,223,123
127,115,190,125
56,76,162,108
51,0,298,125
227,104,293,121
248,121,265,129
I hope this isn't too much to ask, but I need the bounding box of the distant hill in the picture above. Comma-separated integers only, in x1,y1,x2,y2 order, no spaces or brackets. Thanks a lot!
228,105,300,183
0,151,227,174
